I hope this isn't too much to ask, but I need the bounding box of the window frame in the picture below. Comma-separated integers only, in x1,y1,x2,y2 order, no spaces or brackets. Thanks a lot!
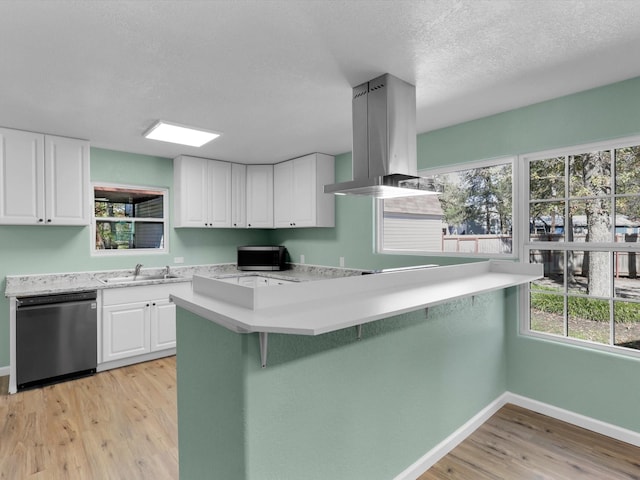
519,134,640,359
376,156,518,259
91,182,170,256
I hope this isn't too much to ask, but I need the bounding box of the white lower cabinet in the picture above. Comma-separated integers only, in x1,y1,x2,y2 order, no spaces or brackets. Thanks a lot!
102,301,150,362
151,299,178,351
100,283,191,367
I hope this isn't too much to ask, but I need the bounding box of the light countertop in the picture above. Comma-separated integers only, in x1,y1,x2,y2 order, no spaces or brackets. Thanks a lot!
171,260,543,336
4,263,366,298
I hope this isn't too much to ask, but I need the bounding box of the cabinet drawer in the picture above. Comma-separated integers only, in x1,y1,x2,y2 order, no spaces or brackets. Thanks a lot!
102,282,191,306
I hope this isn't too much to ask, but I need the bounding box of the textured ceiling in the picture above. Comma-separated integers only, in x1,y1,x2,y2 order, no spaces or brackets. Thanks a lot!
2,0,640,164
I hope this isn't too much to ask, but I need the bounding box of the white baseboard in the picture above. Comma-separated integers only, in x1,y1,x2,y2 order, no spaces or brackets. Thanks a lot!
394,391,640,480
96,349,175,373
0,366,9,377
393,392,511,480
504,392,640,448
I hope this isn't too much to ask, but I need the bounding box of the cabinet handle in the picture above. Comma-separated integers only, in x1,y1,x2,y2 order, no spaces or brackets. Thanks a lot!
152,302,156,306
38,218,44,223
146,303,150,307
47,219,52,223
248,224,251,227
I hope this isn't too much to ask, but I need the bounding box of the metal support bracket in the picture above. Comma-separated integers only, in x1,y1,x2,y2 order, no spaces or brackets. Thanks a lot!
259,332,268,368
356,324,363,340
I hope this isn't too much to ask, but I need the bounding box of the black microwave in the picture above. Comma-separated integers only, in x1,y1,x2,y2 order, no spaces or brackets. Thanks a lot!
237,245,287,271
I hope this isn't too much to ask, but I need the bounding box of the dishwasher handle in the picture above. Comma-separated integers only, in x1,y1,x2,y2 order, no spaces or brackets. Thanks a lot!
16,290,97,308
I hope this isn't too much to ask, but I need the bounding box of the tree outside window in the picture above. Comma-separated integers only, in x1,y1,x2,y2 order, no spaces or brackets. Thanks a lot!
92,184,168,254
379,159,514,256
526,140,640,353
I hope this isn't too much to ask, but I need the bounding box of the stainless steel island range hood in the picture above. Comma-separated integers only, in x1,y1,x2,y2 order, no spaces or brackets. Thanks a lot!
324,73,437,198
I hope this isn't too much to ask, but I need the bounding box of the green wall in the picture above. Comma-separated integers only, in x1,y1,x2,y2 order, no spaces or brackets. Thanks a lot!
269,151,473,270
177,292,508,480
3,73,640,471
0,148,268,367
418,76,640,432
272,76,640,432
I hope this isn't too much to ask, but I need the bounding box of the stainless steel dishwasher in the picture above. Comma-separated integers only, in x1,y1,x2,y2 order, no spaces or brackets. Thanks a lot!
16,290,98,390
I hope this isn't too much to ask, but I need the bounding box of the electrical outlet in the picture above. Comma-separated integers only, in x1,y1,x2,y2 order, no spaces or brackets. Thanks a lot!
300,254,305,264
339,257,345,267
174,257,184,264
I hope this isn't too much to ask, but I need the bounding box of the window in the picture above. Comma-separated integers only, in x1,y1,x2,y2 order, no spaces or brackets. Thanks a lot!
522,137,640,355
92,183,169,255
377,157,515,257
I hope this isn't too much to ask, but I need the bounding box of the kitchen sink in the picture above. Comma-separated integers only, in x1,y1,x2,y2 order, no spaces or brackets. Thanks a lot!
97,274,183,285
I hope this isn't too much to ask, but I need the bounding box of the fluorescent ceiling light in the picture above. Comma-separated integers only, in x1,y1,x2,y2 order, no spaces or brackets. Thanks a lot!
143,121,220,147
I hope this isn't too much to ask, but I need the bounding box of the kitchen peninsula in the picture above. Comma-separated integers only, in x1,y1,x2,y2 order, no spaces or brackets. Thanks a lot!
171,260,542,480
4,263,361,394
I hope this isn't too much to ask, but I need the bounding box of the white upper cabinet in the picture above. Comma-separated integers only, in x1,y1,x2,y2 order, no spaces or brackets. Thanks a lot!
45,135,91,225
273,153,335,228
274,160,294,228
207,160,232,228
174,155,231,228
246,165,274,228
173,156,207,227
0,127,89,226
231,163,247,228
174,154,332,230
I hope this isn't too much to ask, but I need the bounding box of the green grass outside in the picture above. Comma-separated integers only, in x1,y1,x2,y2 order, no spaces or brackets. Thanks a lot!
531,286,640,323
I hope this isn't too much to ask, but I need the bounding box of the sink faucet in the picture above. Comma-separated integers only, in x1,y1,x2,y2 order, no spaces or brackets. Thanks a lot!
134,263,143,278
163,265,171,278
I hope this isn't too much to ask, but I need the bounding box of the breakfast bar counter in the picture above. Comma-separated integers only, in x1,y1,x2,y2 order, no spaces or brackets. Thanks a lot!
172,260,542,337
172,260,542,480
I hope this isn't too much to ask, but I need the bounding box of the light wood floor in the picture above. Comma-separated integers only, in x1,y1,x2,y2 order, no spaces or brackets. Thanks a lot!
2,359,640,479
419,403,640,479
0,358,178,479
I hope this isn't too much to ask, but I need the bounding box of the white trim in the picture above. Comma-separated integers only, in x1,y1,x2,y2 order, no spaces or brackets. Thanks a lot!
90,181,170,256
419,155,516,176
393,393,509,480
504,392,640,448
377,156,518,258
394,391,640,479
0,366,10,377
519,133,640,162
8,297,16,394
519,133,640,359
96,349,175,373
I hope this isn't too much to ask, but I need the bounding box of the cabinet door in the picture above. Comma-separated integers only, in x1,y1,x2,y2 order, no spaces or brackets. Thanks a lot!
174,156,209,227
0,128,45,225
44,135,90,225
208,160,232,228
246,165,273,228
102,301,150,362
291,154,316,227
231,163,246,228
273,161,293,228
150,299,177,351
